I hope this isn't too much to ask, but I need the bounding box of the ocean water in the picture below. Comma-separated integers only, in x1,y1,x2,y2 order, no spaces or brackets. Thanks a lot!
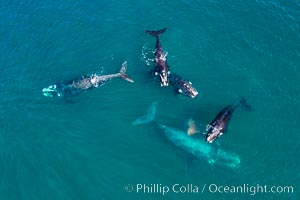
0,0,299,199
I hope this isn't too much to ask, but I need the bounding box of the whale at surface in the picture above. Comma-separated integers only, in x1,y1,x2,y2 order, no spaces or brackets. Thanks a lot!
42,61,134,98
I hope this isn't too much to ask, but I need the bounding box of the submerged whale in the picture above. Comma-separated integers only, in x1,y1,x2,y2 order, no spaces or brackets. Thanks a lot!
42,61,134,97
159,124,241,168
146,28,170,87
132,102,241,168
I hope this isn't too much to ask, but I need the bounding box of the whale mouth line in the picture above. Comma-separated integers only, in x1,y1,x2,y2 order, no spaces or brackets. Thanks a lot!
190,90,198,98
206,128,222,143
182,88,198,98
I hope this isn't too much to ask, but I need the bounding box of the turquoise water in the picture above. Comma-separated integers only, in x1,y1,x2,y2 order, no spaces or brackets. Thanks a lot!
0,0,299,199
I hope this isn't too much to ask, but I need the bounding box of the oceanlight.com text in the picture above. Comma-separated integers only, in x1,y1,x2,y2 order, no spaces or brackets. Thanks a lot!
207,184,294,195
124,183,294,196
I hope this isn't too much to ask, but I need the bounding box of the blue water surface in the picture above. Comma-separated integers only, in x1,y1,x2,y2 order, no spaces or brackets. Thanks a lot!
0,0,299,199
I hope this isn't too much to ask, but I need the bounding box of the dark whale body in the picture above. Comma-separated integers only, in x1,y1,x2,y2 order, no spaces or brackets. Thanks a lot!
146,28,170,86
206,98,253,143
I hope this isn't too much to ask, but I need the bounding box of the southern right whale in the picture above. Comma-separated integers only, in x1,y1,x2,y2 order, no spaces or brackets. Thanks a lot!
146,28,170,87
205,98,253,143
132,102,241,168
145,28,199,98
159,124,241,168
42,61,134,98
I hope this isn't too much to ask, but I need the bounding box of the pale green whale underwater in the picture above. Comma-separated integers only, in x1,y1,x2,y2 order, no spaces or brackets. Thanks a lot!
132,102,241,169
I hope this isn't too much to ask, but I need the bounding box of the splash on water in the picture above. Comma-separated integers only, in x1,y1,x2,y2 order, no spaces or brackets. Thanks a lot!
141,44,154,66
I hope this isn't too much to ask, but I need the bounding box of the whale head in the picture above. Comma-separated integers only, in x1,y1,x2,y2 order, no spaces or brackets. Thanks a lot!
155,71,169,87
206,126,223,143
42,84,63,97
177,81,198,98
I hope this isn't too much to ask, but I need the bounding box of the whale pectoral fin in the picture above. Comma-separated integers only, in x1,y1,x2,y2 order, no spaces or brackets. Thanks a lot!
187,119,200,136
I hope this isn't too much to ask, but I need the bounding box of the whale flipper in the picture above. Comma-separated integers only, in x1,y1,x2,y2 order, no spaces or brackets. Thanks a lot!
146,27,167,37
187,119,200,135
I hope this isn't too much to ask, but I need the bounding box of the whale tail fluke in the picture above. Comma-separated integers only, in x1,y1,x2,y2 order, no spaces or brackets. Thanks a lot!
146,27,167,37
132,102,157,125
119,61,134,83
239,97,254,111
